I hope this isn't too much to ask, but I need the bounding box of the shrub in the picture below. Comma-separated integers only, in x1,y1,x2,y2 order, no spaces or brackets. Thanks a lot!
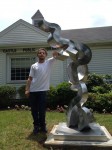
87,73,104,92
0,85,16,108
92,85,111,94
17,85,29,106
18,85,26,99
83,73,112,113
103,74,112,80
85,92,112,113
56,82,76,107
10,73,112,112
47,86,57,109
17,83,76,109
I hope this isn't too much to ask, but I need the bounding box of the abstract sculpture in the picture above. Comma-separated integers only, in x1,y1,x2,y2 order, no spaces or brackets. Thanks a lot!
38,19,94,131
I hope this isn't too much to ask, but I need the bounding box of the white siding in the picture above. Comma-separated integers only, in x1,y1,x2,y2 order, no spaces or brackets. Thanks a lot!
47,50,64,86
50,60,64,86
0,52,6,84
89,48,112,74
0,24,47,45
63,59,69,81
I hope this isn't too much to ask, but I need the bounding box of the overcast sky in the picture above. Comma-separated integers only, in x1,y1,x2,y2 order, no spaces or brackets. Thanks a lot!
0,0,112,31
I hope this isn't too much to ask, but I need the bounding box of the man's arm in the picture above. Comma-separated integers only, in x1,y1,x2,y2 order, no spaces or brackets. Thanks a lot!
25,76,32,97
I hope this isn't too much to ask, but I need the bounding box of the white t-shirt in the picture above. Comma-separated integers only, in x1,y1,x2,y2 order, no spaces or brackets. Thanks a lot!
29,57,56,92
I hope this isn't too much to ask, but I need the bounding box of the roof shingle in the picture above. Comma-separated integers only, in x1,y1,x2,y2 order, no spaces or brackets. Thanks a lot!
61,26,112,44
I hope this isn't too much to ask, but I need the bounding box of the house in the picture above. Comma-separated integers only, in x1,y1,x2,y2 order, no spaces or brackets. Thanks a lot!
0,10,111,90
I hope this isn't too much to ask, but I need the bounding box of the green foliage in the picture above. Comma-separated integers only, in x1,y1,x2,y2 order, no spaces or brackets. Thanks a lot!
47,82,76,109
0,85,16,108
56,82,76,107
85,73,112,113
87,73,112,93
17,85,29,106
92,84,111,94
85,92,112,113
47,86,57,109
103,74,112,80
17,85,26,99
0,73,111,112
87,73,104,92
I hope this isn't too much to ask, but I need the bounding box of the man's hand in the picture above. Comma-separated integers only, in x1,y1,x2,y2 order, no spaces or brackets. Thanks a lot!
25,76,32,98
25,90,30,98
52,51,59,58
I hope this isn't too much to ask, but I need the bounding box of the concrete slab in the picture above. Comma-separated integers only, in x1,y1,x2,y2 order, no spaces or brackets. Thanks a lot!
53,122,111,142
45,123,112,148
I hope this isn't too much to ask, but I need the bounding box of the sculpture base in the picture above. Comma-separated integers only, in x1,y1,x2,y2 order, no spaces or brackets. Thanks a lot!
45,122,112,148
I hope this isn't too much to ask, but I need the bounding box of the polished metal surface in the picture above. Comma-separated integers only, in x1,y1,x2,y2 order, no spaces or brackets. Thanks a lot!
38,19,94,131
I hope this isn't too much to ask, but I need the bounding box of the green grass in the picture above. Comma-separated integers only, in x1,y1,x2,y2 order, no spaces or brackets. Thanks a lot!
0,110,112,150
95,113,112,134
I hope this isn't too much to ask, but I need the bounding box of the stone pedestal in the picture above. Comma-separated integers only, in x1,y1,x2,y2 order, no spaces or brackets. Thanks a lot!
45,122,112,149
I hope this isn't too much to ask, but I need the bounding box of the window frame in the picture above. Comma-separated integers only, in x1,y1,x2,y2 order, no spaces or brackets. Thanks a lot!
7,54,36,83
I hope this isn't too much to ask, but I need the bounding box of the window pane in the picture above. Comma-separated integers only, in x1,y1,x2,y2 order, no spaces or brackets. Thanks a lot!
11,57,35,81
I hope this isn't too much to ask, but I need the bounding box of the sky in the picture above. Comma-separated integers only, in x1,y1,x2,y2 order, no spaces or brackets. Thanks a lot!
0,0,112,32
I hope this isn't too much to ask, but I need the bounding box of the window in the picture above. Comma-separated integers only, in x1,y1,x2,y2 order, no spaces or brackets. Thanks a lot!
11,57,35,81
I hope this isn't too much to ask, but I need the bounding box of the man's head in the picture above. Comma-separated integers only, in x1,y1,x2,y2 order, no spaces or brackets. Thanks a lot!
37,48,48,56
36,48,48,62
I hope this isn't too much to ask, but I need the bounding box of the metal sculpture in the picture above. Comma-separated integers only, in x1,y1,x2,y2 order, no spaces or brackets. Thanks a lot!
38,19,94,131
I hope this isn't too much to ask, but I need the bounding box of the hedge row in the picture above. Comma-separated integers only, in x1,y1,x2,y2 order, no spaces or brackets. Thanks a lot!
85,92,112,113
0,73,112,112
0,85,16,108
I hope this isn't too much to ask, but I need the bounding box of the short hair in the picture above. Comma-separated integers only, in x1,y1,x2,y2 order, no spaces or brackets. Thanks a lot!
36,48,48,56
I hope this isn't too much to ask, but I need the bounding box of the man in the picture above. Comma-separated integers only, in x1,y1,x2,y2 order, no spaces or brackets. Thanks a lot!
25,48,58,134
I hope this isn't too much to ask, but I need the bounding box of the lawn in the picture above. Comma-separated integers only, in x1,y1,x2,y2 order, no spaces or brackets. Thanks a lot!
0,109,112,150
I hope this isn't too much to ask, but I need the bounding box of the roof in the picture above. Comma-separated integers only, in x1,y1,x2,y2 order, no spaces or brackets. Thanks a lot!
61,26,112,44
31,10,44,20
0,19,48,47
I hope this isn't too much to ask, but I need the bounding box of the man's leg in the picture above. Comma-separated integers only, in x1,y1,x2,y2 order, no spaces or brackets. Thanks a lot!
38,91,47,132
29,92,39,134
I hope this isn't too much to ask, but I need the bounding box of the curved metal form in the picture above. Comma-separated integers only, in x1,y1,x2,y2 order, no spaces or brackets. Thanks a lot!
38,19,94,131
